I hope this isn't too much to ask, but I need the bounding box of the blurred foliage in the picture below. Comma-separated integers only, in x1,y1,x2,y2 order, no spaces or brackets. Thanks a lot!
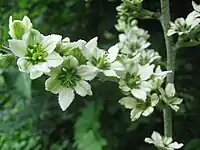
0,0,200,149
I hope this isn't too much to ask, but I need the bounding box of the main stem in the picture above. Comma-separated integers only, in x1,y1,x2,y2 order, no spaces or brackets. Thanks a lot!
160,0,176,137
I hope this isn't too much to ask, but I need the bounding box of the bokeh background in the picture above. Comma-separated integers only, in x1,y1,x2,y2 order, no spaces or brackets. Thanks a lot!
0,0,200,149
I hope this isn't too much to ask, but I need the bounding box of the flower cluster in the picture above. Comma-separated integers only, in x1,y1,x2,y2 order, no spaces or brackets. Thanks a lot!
116,18,182,121
167,1,200,44
6,6,185,150
7,16,125,111
145,131,183,150
8,15,182,116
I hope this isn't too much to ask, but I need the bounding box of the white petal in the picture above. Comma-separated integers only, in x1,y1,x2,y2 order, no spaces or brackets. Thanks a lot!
171,98,183,105
58,88,75,111
142,106,154,116
131,89,147,100
103,69,119,78
84,37,98,60
30,71,43,79
77,65,98,81
42,34,62,53
165,83,176,98
47,51,63,67
23,29,43,46
17,58,32,72
119,97,137,109
110,61,125,71
144,138,154,144
74,80,92,96
119,80,131,92
45,77,63,94
151,131,162,142
9,39,27,57
63,55,79,69
192,1,200,12
140,81,152,92
151,93,159,106
85,37,97,50
168,142,183,149
138,64,154,80
163,137,173,145
107,44,119,63
130,108,142,121
33,62,50,73
9,16,13,32
170,105,179,112
22,16,32,30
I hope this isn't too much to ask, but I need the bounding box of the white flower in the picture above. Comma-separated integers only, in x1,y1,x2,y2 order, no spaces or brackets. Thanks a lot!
119,25,150,56
150,66,171,89
45,56,98,111
139,49,161,65
158,83,183,112
119,62,154,101
59,38,86,55
9,16,32,39
164,83,183,112
192,1,200,12
83,37,124,78
9,29,63,79
145,131,184,150
119,93,159,121
167,2,200,37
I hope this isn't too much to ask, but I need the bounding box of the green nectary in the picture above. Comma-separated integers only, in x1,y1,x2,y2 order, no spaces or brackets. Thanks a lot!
27,43,48,65
57,67,81,88
125,72,140,88
92,56,110,69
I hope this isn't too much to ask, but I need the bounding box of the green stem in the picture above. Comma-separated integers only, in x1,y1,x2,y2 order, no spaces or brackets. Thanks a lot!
160,0,175,137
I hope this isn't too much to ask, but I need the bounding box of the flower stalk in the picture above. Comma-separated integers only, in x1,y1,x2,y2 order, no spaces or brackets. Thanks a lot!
160,0,175,137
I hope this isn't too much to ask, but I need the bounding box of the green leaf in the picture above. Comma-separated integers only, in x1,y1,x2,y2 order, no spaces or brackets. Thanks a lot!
4,67,31,99
74,100,107,150
15,72,31,100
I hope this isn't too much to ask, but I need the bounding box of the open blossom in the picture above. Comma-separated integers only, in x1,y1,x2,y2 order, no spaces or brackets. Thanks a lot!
145,131,183,150
83,37,124,78
192,1,200,13
119,93,159,121
45,56,98,111
9,16,32,39
119,59,154,101
9,29,63,79
161,83,183,112
167,1,200,36
150,66,171,90
138,49,161,65
119,24,150,56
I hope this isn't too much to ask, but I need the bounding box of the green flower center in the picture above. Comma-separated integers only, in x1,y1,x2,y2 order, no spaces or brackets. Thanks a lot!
92,56,110,69
140,55,149,65
135,99,151,110
57,67,81,88
124,72,140,88
27,44,48,65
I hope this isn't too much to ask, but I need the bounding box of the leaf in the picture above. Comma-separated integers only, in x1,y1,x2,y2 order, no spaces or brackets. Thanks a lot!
15,72,31,100
74,100,107,150
4,67,31,99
